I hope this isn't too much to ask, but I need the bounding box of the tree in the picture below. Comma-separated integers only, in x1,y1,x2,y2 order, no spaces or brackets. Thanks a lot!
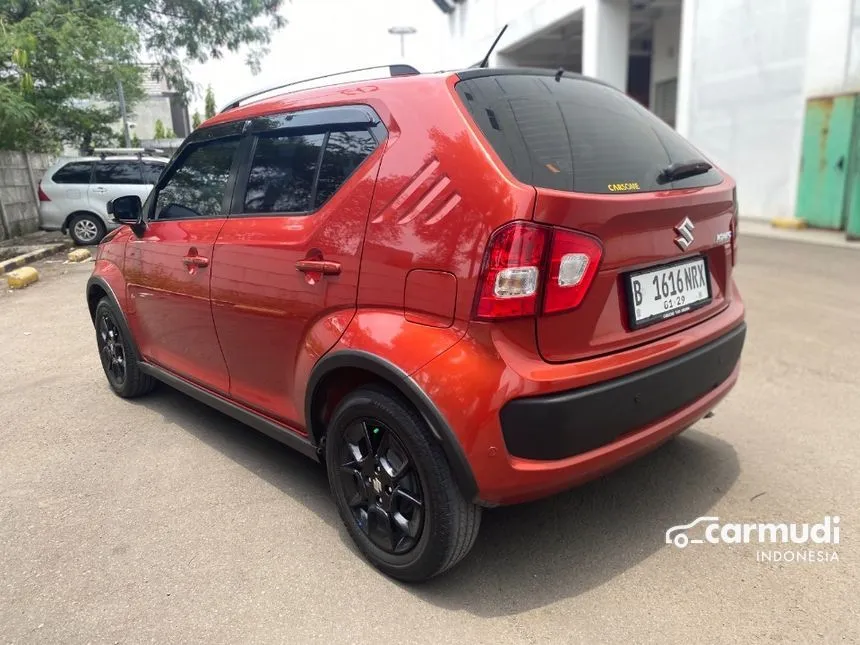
116,0,286,97
153,119,166,139
204,86,216,119
1,1,144,151
1,0,285,151
165,128,176,139
131,133,141,147
192,111,202,129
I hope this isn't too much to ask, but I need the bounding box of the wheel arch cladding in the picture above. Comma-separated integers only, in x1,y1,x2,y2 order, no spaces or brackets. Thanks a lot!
86,282,107,321
306,350,479,501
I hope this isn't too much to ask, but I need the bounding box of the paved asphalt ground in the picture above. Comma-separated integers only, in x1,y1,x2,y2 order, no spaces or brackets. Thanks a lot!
1,236,858,643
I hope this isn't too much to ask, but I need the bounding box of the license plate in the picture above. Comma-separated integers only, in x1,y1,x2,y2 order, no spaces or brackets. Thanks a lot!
626,257,711,328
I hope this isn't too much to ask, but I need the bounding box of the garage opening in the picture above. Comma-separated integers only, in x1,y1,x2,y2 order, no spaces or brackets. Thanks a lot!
496,0,682,128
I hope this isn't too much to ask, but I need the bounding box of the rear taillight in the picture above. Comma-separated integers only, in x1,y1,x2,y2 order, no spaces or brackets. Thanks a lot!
474,222,547,319
473,221,603,320
543,228,603,314
38,183,50,202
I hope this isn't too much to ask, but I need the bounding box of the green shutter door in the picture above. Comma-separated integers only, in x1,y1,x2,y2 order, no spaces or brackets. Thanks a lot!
795,95,857,230
845,97,860,240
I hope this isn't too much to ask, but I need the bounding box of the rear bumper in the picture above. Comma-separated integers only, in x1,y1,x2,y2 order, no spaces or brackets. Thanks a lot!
411,290,746,505
500,323,746,460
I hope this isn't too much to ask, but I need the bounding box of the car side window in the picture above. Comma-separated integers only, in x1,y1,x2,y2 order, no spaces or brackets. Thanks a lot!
243,133,325,214
154,139,239,220
314,130,377,208
52,161,94,184
93,161,143,185
142,161,166,185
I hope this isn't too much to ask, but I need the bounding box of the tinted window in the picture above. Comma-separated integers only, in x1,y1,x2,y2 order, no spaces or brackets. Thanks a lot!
314,130,377,208
155,139,238,220
243,133,325,213
52,162,93,184
93,161,143,184
142,161,166,184
456,74,722,194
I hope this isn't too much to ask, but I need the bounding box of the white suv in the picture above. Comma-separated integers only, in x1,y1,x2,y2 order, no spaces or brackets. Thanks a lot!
39,154,167,245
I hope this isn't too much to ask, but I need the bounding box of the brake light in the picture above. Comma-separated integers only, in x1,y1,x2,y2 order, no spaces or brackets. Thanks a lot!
543,228,603,314
474,222,547,319
473,222,603,320
37,183,50,202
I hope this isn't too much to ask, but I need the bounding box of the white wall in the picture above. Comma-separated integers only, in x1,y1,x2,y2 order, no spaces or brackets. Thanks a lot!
850,0,860,83
445,0,586,67
129,97,176,141
804,0,860,96
678,0,811,221
649,12,681,108
582,0,629,90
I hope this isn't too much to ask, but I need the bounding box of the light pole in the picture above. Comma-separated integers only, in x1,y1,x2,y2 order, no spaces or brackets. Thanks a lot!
117,79,131,148
388,26,417,59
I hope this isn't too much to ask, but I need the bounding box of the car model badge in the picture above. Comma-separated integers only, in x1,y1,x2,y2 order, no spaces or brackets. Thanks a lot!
674,217,695,250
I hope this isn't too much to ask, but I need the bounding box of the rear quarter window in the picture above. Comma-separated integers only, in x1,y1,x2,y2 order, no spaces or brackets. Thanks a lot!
455,74,722,194
51,161,94,184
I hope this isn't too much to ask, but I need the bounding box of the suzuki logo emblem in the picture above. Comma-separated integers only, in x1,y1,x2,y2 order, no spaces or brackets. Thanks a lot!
674,217,695,251
371,477,383,494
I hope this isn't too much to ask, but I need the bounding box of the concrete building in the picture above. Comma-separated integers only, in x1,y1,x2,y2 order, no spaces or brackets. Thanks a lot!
430,0,860,224
126,65,191,142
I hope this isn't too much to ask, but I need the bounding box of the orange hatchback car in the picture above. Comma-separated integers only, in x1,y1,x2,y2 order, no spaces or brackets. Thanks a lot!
87,65,745,581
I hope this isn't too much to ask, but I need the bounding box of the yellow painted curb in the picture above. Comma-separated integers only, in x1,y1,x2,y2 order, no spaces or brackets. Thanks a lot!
6,267,39,289
67,248,92,262
771,217,807,230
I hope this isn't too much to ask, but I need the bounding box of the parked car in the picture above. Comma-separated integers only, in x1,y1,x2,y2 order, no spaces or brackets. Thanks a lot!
85,66,746,582
39,153,167,245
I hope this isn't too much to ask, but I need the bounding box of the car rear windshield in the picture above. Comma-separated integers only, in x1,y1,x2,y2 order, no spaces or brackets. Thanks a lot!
455,73,722,194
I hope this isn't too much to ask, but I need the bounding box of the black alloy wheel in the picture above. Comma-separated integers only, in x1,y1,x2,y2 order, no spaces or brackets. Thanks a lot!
336,418,425,554
326,386,482,582
97,311,127,388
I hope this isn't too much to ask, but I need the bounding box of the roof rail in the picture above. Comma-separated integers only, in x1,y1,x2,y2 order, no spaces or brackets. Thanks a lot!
90,147,167,159
219,64,420,113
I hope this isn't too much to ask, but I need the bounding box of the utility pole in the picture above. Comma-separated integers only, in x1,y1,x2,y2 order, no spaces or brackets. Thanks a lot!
388,26,417,59
117,79,131,147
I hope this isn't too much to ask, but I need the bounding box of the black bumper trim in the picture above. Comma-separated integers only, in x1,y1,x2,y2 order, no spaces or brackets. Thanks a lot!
500,323,746,461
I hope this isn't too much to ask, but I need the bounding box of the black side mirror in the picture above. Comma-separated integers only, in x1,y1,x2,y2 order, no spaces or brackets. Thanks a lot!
107,195,146,236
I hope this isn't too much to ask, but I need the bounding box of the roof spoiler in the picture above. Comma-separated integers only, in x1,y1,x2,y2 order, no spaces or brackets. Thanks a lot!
219,64,420,114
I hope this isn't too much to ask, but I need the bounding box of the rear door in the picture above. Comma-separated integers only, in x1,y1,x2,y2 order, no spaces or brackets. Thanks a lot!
455,72,737,362
210,107,384,424
90,159,151,217
125,135,241,393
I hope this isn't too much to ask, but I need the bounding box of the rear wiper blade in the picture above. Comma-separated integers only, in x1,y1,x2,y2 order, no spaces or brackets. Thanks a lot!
657,160,713,184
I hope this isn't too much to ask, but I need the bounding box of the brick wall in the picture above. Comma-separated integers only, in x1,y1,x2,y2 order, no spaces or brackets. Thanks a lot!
0,151,55,240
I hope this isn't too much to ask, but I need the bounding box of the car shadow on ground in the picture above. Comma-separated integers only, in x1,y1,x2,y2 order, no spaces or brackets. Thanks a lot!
137,385,739,618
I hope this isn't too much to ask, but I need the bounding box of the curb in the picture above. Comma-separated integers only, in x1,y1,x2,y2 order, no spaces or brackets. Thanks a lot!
0,242,73,275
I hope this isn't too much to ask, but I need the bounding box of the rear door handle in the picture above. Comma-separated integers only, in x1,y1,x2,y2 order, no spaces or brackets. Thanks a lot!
182,256,210,268
295,260,341,275
92,187,107,194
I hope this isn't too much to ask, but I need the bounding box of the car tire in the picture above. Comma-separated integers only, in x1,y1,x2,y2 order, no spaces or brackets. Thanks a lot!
94,298,156,398
69,213,106,245
326,385,481,582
